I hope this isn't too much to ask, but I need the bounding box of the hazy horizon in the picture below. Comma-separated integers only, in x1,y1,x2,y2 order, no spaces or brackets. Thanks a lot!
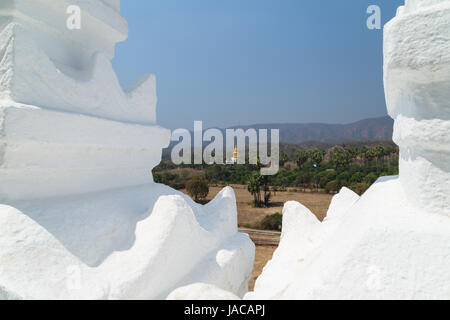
220,115,391,129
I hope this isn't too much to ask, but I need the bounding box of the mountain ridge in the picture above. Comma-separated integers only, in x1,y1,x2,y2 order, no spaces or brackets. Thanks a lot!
226,116,394,144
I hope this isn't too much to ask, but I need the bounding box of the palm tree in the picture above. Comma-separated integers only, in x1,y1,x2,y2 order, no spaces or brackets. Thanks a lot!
296,150,310,168
360,146,368,166
375,145,385,170
247,172,262,207
279,152,289,167
311,150,325,166
297,171,313,192
365,148,377,167
331,147,352,169
261,175,272,207
347,147,359,165
311,150,325,191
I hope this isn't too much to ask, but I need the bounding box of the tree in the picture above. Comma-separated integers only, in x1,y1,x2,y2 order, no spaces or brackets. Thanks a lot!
364,172,378,185
337,171,350,186
375,145,385,170
350,172,365,184
271,185,279,196
365,148,377,167
298,171,313,192
325,180,340,194
247,172,272,207
261,175,272,207
311,150,325,166
260,213,283,231
311,150,325,191
247,172,262,207
351,182,371,196
330,148,352,168
153,172,163,184
205,164,223,182
295,150,310,168
348,147,359,164
186,176,209,202
180,169,190,180
359,146,368,166
279,152,289,167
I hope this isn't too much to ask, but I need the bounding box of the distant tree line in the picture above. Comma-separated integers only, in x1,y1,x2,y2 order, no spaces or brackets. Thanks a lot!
153,144,399,198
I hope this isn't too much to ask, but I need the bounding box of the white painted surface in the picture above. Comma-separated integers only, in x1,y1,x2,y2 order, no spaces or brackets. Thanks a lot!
167,283,241,300
0,0,255,300
246,0,450,300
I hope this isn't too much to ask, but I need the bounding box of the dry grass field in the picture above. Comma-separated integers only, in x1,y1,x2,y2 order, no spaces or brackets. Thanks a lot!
181,184,333,292
205,184,333,227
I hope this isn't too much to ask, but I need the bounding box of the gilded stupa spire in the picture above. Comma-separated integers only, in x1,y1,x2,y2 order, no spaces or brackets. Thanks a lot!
233,145,238,162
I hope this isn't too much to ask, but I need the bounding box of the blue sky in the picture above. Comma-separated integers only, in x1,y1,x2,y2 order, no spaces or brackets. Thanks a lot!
112,0,404,129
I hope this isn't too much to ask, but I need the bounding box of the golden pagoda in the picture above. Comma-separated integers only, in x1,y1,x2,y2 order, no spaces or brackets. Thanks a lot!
232,145,238,163
226,145,239,164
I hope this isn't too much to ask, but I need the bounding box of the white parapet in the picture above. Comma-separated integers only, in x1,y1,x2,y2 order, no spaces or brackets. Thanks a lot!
0,0,168,198
0,0,128,68
0,0,157,124
245,0,450,300
0,103,170,200
0,186,255,299
384,0,450,216
0,0,255,300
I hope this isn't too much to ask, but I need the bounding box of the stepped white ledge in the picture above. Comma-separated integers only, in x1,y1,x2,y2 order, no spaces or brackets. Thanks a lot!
0,0,255,300
385,0,450,216
0,21,157,124
0,0,127,68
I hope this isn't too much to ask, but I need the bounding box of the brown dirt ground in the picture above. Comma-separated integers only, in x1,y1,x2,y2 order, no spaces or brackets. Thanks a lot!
205,184,333,227
180,184,333,292
249,245,278,291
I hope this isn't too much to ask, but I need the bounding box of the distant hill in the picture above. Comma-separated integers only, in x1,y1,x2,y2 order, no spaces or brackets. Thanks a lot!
230,116,394,145
162,116,395,160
